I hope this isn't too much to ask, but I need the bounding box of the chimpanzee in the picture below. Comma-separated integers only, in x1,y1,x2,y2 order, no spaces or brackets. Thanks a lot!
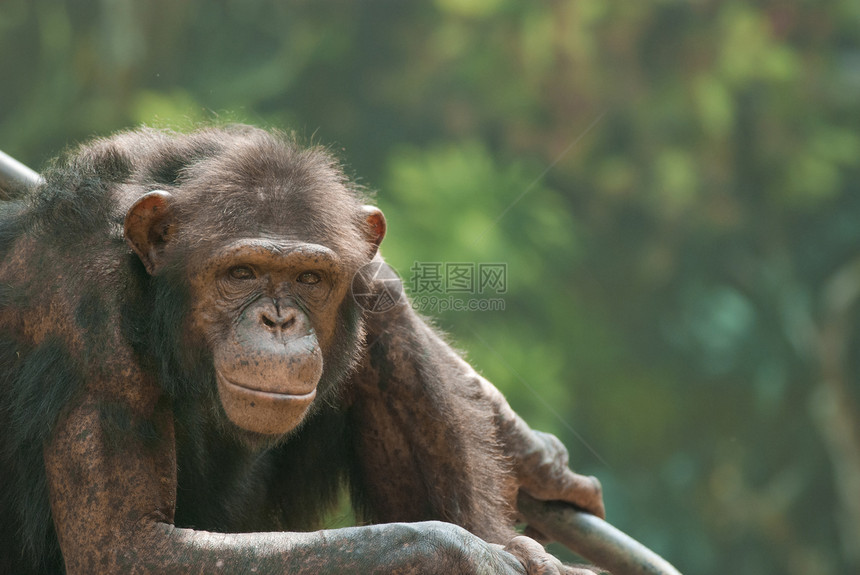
0,126,604,574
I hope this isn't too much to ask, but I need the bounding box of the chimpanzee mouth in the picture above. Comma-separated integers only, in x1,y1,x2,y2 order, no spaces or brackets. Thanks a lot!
215,372,318,437
217,374,318,400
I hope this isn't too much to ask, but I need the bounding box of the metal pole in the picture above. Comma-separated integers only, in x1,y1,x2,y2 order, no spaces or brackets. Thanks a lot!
518,493,683,575
0,150,43,196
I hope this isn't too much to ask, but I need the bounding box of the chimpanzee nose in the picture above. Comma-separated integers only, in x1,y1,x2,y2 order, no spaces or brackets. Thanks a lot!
258,300,297,331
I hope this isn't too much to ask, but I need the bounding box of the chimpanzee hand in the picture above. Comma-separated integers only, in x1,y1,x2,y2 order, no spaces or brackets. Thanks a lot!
513,429,605,521
500,535,605,574
422,522,600,575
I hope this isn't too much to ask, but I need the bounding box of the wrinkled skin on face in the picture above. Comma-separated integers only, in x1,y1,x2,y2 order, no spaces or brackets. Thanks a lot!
0,126,605,575
189,240,338,435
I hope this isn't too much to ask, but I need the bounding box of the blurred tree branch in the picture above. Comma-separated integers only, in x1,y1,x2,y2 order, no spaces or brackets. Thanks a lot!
812,258,860,566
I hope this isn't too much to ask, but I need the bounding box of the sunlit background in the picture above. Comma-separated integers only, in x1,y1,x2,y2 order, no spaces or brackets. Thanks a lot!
2,2,859,573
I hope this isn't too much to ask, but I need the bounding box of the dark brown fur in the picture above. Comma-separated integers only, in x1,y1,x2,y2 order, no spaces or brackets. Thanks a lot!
0,126,602,575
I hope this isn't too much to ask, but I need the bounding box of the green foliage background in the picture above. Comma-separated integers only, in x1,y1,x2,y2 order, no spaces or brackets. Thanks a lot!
2,1,859,573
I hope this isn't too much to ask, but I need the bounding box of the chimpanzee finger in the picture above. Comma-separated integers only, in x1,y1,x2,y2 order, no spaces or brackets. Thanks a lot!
561,473,605,519
504,535,567,575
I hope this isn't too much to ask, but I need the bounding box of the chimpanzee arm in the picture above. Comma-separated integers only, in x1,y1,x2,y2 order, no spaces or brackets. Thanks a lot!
467,370,606,520
42,364,530,574
354,259,604,531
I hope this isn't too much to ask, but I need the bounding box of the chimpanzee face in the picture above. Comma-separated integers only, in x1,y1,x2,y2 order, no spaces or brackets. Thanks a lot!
186,238,345,435
124,185,385,436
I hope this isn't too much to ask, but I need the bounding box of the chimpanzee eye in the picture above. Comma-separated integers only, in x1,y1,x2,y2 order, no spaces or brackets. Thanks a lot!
229,266,256,280
296,271,321,285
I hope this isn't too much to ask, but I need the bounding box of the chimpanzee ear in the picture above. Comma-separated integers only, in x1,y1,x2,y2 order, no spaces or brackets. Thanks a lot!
360,205,386,259
124,190,175,275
